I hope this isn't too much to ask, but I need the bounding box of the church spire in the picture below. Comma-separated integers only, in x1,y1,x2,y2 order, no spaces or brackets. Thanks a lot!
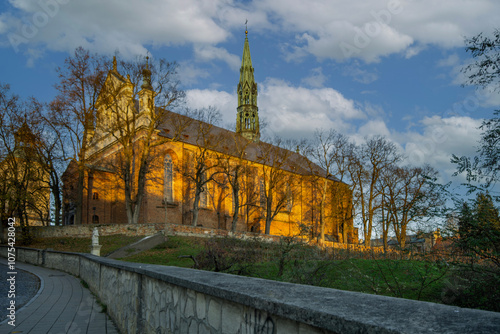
141,56,153,90
236,27,260,142
138,55,155,114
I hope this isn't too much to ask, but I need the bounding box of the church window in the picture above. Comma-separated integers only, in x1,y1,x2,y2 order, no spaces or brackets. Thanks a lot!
92,192,99,200
164,154,174,203
92,215,99,224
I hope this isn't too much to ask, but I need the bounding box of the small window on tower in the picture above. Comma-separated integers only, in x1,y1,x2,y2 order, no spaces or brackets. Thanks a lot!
93,192,99,200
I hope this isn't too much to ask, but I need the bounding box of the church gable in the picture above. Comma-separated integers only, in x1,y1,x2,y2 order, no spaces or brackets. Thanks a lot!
94,57,135,136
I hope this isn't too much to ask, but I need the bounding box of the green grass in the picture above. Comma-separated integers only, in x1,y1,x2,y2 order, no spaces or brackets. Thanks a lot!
236,258,447,303
23,234,450,305
21,233,497,311
120,236,450,304
121,236,206,267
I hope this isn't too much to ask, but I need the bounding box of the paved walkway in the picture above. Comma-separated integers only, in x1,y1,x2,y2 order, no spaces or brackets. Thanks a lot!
0,258,120,334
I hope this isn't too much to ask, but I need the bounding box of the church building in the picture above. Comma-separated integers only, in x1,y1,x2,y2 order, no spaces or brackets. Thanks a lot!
62,30,357,243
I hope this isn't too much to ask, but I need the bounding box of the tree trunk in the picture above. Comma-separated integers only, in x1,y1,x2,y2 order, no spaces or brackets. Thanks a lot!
192,189,201,227
75,167,84,225
231,187,239,232
265,192,273,235
51,173,62,226
319,180,328,245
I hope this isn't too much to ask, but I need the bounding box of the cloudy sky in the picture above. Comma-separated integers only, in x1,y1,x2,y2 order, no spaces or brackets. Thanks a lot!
1,0,500,186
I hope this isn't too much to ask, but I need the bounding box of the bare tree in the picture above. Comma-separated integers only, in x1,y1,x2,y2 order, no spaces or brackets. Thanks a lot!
0,85,51,233
377,166,395,252
214,134,254,232
256,137,299,235
382,165,443,249
349,136,402,246
95,56,186,224
307,129,355,244
50,47,109,225
176,108,222,227
25,98,68,226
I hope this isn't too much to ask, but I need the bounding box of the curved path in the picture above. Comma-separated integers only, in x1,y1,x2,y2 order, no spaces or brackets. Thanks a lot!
0,263,40,318
0,258,119,334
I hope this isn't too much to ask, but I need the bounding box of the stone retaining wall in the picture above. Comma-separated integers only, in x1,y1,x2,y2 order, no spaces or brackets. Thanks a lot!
29,223,371,251
30,223,165,238
2,246,500,333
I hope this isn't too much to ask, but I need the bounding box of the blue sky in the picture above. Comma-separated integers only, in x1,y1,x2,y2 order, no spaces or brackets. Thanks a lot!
1,0,500,187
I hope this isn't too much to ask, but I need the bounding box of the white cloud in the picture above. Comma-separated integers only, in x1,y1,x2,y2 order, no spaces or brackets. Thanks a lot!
185,89,235,127
185,80,366,139
438,54,460,68
3,0,500,64
405,45,426,59
177,62,211,86
258,79,366,138
193,44,240,71
2,0,230,57
256,0,500,62
343,61,378,84
399,116,482,182
301,67,327,88
355,119,391,141
186,82,483,188
0,13,9,34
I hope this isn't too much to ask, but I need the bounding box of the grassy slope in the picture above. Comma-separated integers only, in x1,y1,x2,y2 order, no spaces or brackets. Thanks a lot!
22,235,448,304
121,236,448,304
21,234,498,311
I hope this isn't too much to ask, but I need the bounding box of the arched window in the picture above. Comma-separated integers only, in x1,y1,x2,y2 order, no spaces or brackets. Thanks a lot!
92,215,99,224
164,154,174,203
92,192,99,200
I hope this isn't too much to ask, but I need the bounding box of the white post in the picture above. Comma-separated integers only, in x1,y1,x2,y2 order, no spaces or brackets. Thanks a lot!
90,227,102,256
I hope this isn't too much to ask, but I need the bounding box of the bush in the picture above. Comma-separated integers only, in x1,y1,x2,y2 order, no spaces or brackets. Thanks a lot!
195,237,262,274
442,267,500,312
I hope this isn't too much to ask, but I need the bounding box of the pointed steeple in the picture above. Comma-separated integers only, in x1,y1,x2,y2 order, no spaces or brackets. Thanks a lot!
141,56,153,90
138,55,155,114
13,119,36,158
236,27,260,142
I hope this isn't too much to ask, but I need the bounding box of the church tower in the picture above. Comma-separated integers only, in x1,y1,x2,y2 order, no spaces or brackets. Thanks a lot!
138,56,155,114
236,28,260,142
